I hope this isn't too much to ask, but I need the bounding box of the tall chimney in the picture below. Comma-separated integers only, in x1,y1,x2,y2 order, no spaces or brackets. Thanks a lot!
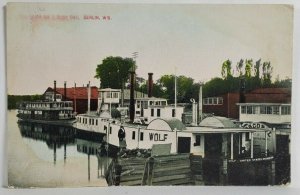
64,81,67,101
240,77,246,103
148,73,153,98
198,83,203,123
87,81,91,114
129,71,135,123
54,80,56,102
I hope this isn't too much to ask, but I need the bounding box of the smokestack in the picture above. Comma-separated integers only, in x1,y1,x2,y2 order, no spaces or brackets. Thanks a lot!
190,98,198,126
54,80,56,102
198,83,203,123
148,73,153,98
129,71,135,123
64,81,67,101
87,81,91,114
240,77,246,103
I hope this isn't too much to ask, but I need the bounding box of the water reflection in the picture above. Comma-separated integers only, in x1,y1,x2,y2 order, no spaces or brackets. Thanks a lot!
17,120,111,184
19,122,76,165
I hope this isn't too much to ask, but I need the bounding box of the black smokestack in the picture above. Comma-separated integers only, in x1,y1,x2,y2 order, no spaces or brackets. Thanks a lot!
54,80,57,102
64,81,67,101
148,73,153,98
240,77,246,103
130,71,135,123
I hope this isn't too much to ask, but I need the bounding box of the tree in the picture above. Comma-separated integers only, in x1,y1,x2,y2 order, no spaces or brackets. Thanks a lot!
245,59,253,78
221,59,233,79
262,61,273,87
236,59,244,77
95,56,135,89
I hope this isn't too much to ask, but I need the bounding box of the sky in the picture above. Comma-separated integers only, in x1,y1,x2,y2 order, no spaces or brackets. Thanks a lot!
6,3,294,95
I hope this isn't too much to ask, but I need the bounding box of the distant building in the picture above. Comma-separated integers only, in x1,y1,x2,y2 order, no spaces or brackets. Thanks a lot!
203,88,291,120
44,86,98,114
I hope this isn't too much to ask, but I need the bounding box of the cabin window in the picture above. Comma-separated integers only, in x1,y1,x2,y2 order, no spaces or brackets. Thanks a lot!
282,106,291,115
273,106,280,115
151,109,154,117
172,109,176,117
140,132,144,141
245,132,250,141
157,109,161,117
194,135,201,146
132,131,136,140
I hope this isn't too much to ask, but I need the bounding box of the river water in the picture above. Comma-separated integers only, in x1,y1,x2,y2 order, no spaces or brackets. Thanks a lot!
7,110,111,188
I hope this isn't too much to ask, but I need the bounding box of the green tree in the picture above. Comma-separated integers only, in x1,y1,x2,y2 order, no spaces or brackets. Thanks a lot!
236,59,244,77
245,59,253,78
221,59,233,79
262,61,273,87
95,56,135,89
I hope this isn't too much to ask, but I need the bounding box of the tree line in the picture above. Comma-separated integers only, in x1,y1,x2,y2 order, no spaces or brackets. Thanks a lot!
7,95,42,109
95,57,291,104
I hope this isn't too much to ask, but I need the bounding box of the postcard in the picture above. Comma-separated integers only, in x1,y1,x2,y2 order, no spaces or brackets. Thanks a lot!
6,3,293,187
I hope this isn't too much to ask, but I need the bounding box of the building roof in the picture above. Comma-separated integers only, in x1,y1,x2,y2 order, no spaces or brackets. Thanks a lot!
199,116,237,128
249,88,291,94
45,87,98,100
147,118,187,131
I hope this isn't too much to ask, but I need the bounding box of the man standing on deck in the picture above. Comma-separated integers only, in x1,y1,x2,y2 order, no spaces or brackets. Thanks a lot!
118,126,127,151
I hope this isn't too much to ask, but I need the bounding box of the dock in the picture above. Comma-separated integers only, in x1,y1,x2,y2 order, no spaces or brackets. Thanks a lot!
105,153,203,186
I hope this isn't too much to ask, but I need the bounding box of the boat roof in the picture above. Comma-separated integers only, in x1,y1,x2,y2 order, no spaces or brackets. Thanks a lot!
147,118,187,131
184,126,269,134
199,116,237,128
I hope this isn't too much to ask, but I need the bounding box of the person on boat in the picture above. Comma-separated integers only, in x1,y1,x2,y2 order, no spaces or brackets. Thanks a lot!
118,126,127,151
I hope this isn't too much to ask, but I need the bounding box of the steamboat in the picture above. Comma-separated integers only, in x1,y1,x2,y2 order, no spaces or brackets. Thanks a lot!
17,81,76,126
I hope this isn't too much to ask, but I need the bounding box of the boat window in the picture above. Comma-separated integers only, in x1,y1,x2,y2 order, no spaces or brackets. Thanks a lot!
140,132,144,141
151,109,154,117
194,135,201,146
157,109,161,117
282,106,291,115
172,109,176,117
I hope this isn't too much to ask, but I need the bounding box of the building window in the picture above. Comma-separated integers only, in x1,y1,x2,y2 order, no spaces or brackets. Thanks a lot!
132,131,136,140
157,109,161,117
96,119,98,126
151,109,154,117
109,127,112,134
194,135,201,146
282,106,291,115
140,132,144,141
241,106,246,114
203,97,223,105
104,125,107,132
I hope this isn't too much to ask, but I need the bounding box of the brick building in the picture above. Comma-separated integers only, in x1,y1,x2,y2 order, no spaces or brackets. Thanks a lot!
203,88,291,119
43,86,98,114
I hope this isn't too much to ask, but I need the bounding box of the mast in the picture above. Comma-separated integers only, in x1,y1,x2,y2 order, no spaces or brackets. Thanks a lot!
174,67,177,116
